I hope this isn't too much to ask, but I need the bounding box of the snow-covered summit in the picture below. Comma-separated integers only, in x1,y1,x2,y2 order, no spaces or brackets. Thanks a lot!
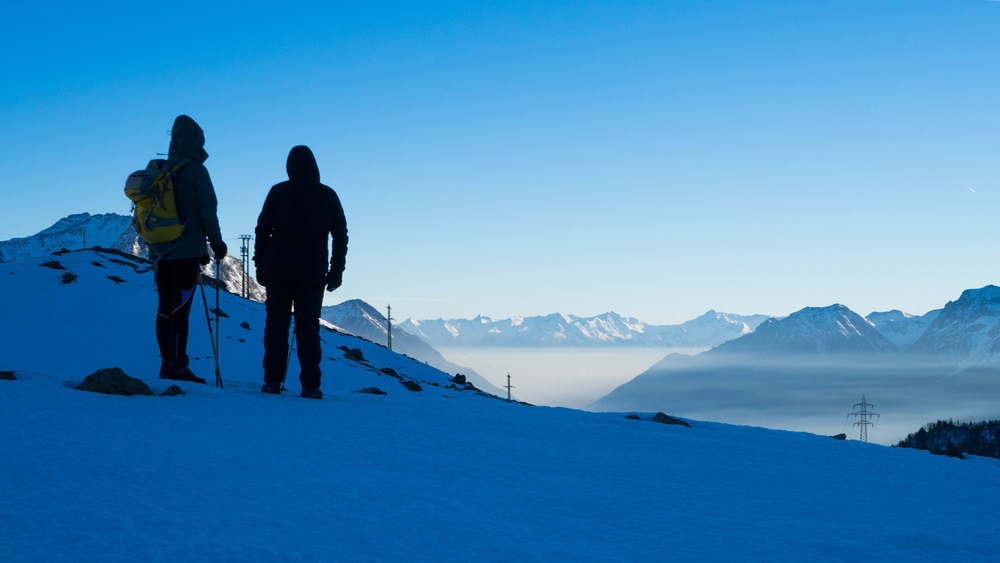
0,212,265,302
866,308,941,348
715,303,897,356
909,285,1000,366
0,213,136,262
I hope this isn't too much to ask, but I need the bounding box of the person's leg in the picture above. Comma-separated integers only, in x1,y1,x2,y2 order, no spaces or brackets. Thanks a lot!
263,280,294,386
168,257,201,370
155,260,176,376
294,282,326,391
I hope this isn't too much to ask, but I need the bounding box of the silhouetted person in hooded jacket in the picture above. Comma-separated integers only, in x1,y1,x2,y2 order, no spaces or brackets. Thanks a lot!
152,115,227,384
255,146,348,398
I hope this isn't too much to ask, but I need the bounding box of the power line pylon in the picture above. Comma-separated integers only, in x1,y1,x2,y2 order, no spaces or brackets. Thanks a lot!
238,234,253,299
504,373,514,402
848,395,880,443
386,304,394,351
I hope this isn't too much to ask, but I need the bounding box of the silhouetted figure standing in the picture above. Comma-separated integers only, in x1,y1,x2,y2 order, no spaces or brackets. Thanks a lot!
255,146,348,398
153,115,227,384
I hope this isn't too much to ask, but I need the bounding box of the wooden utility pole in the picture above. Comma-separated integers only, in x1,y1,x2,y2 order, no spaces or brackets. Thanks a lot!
386,304,394,351
504,373,514,402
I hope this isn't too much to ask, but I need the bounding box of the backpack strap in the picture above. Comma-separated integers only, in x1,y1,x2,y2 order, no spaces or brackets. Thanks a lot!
140,159,198,271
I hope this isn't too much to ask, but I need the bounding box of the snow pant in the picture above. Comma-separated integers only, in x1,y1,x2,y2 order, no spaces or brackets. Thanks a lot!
262,279,325,390
155,257,202,370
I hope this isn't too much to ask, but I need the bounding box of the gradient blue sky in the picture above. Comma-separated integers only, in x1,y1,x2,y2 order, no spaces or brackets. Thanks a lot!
3,1,999,324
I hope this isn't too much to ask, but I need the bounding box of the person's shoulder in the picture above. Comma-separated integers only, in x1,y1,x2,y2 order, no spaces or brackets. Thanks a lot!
319,183,340,201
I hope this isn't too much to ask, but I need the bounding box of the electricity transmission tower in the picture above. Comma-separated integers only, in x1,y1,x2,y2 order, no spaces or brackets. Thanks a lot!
386,305,394,351
848,395,880,443
238,234,253,298
504,373,514,402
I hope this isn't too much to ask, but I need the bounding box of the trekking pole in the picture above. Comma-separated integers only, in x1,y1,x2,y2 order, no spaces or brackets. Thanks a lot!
198,272,220,374
282,322,295,392
214,259,223,388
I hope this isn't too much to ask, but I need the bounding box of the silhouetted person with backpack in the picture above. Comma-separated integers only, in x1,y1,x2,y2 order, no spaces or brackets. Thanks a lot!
255,145,348,399
152,115,227,385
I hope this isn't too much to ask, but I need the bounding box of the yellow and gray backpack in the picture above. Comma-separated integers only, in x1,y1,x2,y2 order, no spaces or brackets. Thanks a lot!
124,159,192,244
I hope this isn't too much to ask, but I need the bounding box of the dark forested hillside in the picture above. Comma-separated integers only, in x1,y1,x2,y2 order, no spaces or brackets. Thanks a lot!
896,420,1000,459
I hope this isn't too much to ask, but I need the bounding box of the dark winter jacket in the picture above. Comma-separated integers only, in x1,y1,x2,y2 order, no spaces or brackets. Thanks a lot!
150,115,224,261
254,146,348,286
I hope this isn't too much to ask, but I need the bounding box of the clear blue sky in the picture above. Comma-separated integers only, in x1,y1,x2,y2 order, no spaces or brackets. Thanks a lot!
3,1,999,324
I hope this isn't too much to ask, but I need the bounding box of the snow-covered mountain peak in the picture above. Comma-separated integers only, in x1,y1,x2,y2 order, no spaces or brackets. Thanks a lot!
715,303,896,356
908,285,1000,365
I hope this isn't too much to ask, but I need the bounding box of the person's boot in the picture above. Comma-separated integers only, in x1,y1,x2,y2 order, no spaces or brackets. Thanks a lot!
159,360,170,379
261,382,282,394
300,388,323,399
165,366,207,385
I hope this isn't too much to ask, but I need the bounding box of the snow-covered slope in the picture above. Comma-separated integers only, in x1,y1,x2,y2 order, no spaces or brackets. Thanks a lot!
321,299,505,396
399,310,771,348
0,249,487,400
908,285,1000,366
0,213,135,262
714,304,898,356
0,212,265,302
866,309,941,348
3,351,999,561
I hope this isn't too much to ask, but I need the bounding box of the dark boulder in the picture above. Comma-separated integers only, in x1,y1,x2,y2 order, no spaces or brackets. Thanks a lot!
463,382,478,391
40,260,65,270
160,385,185,396
61,272,78,284
402,380,422,392
445,384,459,390
380,367,398,377
0,371,15,380
625,414,641,420
931,444,965,459
107,275,126,284
653,412,690,427
830,433,847,440
452,374,467,385
76,368,154,396
343,348,365,362
240,321,250,330
353,387,388,395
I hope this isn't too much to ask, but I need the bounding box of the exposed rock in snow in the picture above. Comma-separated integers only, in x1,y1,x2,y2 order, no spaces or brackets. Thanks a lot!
0,212,265,303
322,300,505,396
76,367,155,397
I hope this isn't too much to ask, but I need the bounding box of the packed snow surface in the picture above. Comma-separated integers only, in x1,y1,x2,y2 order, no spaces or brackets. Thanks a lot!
2,250,1000,561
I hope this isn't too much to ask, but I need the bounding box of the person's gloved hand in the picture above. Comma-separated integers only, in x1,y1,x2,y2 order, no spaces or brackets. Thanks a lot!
326,270,342,292
211,241,228,261
200,254,211,266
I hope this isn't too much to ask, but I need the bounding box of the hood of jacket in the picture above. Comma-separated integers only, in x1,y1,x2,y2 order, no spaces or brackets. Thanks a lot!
168,115,208,165
286,145,320,184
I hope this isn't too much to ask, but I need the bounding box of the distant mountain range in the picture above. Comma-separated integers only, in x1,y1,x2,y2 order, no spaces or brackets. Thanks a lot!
399,310,772,348
1,213,264,302
321,300,504,396
590,286,1000,414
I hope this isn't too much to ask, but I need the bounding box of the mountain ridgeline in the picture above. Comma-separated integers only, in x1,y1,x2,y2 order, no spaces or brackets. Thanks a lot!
590,287,1000,433
2,212,264,302
399,310,771,348
320,300,504,396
